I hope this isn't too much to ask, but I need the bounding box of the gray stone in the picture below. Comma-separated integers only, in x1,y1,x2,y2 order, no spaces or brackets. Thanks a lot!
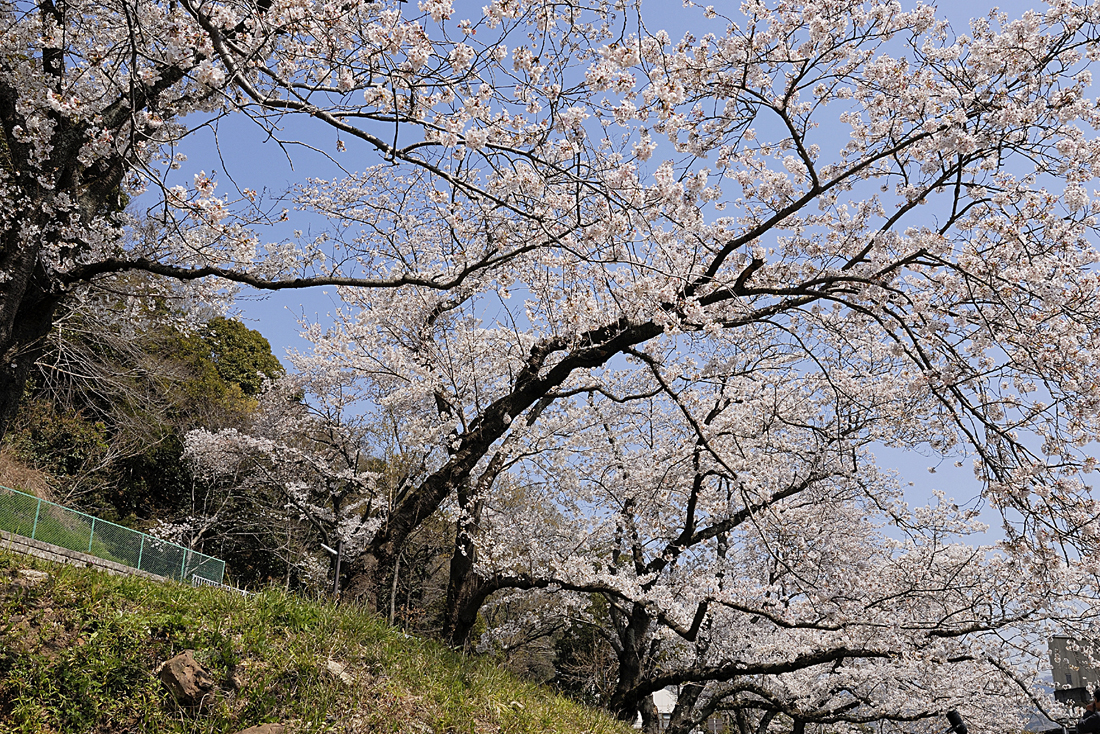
17,569,48,584
233,725,286,734
325,658,353,684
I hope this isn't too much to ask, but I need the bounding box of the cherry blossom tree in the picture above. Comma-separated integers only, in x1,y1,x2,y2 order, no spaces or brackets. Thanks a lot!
251,0,1100,727
380,346,1090,731
457,392,1089,734
182,375,388,585
13,0,1100,726
252,0,1100,614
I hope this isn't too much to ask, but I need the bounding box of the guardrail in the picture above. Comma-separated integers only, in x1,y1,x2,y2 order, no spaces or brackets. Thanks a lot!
191,574,251,596
0,485,225,584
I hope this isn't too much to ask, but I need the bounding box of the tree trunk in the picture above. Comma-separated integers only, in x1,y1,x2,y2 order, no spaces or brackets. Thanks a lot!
0,254,62,441
342,544,387,608
665,683,705,734
639,694,661,734
442,481,487,648
608,602,654,726
0,70,130,444
342,322,663,610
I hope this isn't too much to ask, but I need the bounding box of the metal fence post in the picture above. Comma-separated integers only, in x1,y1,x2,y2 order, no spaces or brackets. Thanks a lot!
88,517,96,553
31,498,41,540
333,540,343,597
137,535,144,572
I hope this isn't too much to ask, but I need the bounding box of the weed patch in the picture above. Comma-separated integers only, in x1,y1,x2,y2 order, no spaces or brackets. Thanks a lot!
0,553,631,734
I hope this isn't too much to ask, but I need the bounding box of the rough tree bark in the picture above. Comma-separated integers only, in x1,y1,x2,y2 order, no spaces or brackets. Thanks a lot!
0,101,123,438
441,480,483,648
608,603,655,729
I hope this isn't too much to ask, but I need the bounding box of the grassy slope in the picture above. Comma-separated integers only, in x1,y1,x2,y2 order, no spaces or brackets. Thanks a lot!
0,552,632,734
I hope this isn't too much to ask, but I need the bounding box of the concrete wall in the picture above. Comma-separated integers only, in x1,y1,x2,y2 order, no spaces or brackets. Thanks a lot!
0,529,167,582
1051,636,1100,695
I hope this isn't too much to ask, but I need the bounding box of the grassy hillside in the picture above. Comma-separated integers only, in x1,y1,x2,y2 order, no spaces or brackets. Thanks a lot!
0,552,633,734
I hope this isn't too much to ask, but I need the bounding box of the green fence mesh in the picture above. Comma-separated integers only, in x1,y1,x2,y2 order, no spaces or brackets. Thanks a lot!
0,485,225,584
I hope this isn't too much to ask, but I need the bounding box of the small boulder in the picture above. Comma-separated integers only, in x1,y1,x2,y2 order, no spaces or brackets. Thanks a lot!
157,650,217,708
325,658,353,685
233,725,286,734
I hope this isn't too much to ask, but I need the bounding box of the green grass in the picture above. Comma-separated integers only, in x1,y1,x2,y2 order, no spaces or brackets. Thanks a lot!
0,552,633,734
0,501,127,566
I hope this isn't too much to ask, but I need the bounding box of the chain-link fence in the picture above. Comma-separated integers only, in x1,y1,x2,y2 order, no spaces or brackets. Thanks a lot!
0,485,225,584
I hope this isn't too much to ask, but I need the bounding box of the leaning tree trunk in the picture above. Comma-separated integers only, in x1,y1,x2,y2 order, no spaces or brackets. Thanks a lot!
665,683,706,734
444,449,514,648
638,696,661,734
341,541,388,610
341,319,663,611
342,467,459,610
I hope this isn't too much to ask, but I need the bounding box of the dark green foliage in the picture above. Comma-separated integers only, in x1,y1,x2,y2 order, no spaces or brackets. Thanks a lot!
552,595,618,707
7,314,283,506
152,316,285,420
193,317,284,397
7,397,109,480
189,522,292,588
109,434,191,523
